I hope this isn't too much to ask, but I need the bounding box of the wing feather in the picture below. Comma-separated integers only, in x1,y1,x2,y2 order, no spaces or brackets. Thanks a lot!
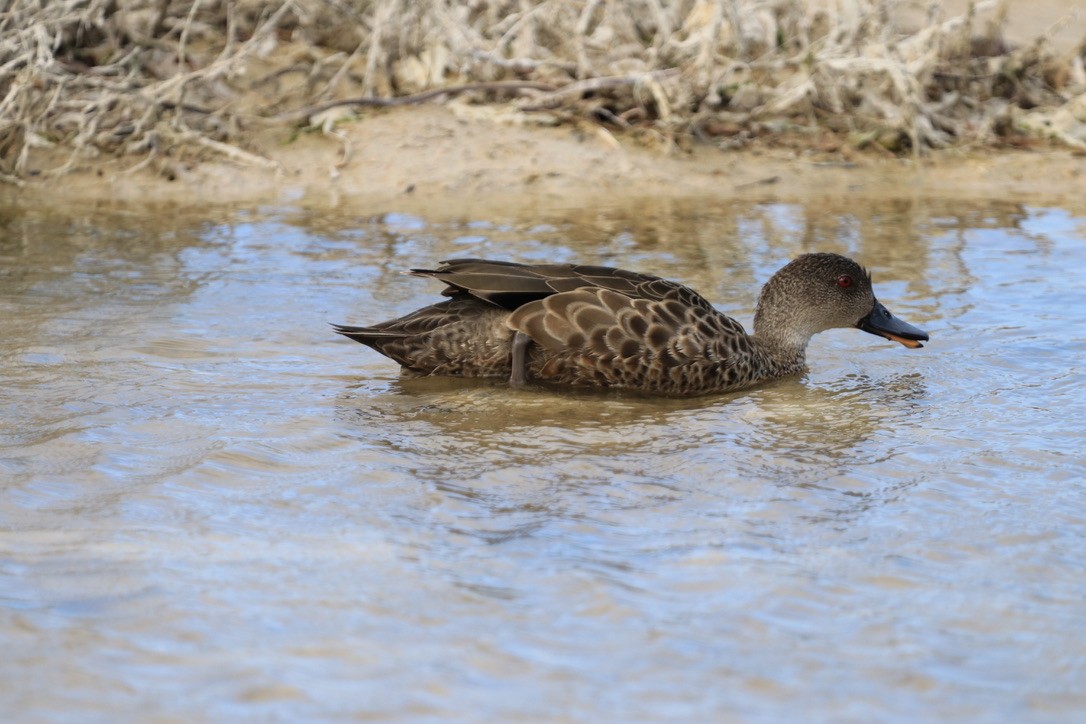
409,258,681,311
507,286,745,384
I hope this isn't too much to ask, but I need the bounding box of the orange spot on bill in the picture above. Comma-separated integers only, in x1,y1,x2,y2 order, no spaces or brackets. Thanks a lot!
884,333,924,349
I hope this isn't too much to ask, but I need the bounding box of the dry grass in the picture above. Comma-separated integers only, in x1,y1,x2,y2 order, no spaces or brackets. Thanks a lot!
1,0,1084,184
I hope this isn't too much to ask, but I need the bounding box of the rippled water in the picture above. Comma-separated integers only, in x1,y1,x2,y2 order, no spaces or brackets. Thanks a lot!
1,196,1084,720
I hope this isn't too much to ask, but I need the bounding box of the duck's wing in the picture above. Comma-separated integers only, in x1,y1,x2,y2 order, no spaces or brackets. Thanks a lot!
507,286,750,381
410,258,715,312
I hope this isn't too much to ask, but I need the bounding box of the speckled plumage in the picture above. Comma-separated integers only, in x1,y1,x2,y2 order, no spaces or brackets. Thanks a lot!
334,254,929,396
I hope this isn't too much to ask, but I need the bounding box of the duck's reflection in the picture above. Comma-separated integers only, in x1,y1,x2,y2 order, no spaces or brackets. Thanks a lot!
333,368,929,546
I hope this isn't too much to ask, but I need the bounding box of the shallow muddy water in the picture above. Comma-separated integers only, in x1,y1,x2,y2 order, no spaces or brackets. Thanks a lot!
1,196,1084,720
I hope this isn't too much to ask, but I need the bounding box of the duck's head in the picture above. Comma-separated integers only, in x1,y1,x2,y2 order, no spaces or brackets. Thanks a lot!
753,253,929,352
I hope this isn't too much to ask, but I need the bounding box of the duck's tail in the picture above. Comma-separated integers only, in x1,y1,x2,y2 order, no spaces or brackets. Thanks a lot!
331,323,407,347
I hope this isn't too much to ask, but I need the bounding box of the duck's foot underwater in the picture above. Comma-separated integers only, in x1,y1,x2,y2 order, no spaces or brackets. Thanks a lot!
509,331,532,387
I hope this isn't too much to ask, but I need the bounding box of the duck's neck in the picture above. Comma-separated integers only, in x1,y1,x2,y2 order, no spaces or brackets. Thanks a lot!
751,308,812,379
750,334,808,379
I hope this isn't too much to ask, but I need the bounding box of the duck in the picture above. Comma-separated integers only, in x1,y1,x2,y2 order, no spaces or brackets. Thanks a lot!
333,253,929,396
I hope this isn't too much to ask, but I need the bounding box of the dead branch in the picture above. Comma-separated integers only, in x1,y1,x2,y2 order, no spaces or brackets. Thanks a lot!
275,80,558,124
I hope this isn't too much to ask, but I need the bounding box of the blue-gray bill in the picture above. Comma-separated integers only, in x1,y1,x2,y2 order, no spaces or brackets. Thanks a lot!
857,300,929,349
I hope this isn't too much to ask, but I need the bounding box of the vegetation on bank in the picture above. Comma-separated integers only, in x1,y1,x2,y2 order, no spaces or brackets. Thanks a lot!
1,0,1084,185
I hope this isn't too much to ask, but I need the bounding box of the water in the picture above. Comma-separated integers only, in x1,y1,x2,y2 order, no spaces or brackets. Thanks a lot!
1,197,1084,721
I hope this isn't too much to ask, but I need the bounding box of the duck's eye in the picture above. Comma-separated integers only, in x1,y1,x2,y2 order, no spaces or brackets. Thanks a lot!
836,275,853,288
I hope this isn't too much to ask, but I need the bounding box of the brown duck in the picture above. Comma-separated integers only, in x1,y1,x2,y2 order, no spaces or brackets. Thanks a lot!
334,253,929,396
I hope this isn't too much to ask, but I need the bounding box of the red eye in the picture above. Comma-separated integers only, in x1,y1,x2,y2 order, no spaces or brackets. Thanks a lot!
837,275,853,288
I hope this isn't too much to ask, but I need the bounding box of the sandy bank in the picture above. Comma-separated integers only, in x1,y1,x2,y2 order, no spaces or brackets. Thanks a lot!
19,105,1084,221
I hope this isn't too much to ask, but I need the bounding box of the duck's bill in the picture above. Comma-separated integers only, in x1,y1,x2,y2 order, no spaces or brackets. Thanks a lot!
857,300,929,349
